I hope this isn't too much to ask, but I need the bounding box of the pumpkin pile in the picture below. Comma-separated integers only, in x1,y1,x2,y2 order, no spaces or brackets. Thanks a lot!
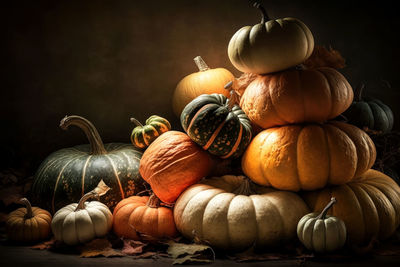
5,1,399,261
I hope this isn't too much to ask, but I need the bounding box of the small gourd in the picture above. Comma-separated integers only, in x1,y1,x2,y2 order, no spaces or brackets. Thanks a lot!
6,198,52,243
130,115,171,149
51,181,113,245
297,197,346,253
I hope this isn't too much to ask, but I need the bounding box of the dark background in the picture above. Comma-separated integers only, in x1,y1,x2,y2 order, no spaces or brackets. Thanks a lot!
2,0,400,172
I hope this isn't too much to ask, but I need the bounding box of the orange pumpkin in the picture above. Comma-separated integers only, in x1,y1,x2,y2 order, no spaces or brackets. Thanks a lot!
139,131,213,203
302,169,400,245
242,121,376,191
239,67,353,129
113,194,177,240
172,56,234,117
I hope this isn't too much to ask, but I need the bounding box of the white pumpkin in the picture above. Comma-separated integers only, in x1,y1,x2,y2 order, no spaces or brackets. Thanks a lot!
51,191,113,245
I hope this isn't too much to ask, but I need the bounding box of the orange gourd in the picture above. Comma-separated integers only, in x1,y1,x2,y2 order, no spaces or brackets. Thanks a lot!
113,194,177,240
302,169,400,245
239,67,353,129
242,121,376,191
139,131,213,203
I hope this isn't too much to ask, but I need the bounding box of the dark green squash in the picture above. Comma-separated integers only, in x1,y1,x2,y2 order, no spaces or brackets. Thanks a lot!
342,84,394,133
180,82,252,159
31,115,146,214
130,115,171,149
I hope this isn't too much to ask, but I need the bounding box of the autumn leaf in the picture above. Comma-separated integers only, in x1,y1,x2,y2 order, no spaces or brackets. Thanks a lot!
122,239,147,255
232,73,258,97
31,238,57,250
79,238,124,258
167,240,215,265
303,45,346,70
91,179,110,197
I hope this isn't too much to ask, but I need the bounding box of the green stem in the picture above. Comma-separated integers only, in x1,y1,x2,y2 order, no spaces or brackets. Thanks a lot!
75,191,98,211
60,115,107,155
20,198,33,219
253,2,270,24
224,81,240,110
130,117,143,128
193,56,210,72
316,197,337,220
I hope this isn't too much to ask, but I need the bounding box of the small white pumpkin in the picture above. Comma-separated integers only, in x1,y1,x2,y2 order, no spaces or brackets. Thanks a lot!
297,197,346,253
51,190,113,245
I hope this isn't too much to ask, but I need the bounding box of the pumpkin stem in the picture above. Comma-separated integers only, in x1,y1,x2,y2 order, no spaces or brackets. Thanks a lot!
224,81,240,110
20,198,33,219
253,2,270,24
316,197,337,220
60,115,107,155
75,191,98,211
130,117,143,128
233,177,254,196
194,56,210,72
146,194,161,208
355,84,365,102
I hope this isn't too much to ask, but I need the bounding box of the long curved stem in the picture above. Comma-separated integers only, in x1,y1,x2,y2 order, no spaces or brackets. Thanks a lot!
75,191,98,211
253,2,270,24
20,198,33,219
316,197,337,220
130,117,143,128
60,115,107,155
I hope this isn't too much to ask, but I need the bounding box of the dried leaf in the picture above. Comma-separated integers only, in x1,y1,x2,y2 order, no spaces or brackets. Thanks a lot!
0,185,23,206
79,238,124,258
303,45,346,69
122,239,147,255
232,73,258,96
92,180,110,197
131,251,158,259
167,240,215,265
31,238,57,250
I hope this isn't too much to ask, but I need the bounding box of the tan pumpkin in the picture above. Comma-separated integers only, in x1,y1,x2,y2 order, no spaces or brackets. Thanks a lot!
301,169,400,245
239,67,353,129
172,56,234,117
242,121,376,191
174,175,309,252
113,194,177,240
6,198,52,243
139,131,214,204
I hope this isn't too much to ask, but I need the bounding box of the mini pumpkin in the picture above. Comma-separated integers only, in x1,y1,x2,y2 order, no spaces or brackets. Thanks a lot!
228,3,314,74
51,189,113,245
342,84,394,134
174,175,309,252
113,194,177,240
130,115,171,149
6,198,52,243
302,169,400,245
181,82,252,159
139,130,214,204
172,56,234,117
242,121,376,191
239,67,353,129
297,197,346,253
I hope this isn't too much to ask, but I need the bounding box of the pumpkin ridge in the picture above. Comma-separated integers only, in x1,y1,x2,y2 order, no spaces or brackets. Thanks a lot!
248,195,260,247
346,183,370,241
186,103,217,133
35,153,74,186
291,19,313,58
201,190,228,243
222,122,243,159
314,69,334,118
104,154,125,199
202,117,227,150
269,74,291,126
81,155,92,196
335,124,359,179
263,195,286,239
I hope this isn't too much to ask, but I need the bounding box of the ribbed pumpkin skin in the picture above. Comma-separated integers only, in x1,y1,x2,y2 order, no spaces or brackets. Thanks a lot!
343,97,394,133
32,143,144,213
301,169,400,245
240,67,353,129
139,131,213,204
174,175,309,252
113,196,177,240
242,121,376,191
131,116,171,149
228,17,314,74
181,94,252,159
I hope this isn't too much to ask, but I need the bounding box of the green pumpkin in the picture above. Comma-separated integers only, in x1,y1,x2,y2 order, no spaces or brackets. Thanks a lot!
342,84,394,133
130,115,171,149
31,115,146,214
180,82,252,159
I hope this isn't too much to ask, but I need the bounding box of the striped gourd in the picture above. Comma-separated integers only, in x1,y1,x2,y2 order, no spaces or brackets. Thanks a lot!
130,115,171,149
31,115,146,214
181,83,252,159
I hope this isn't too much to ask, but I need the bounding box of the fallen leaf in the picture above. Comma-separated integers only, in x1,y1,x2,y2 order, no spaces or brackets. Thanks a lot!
167,240,215,265
31,238,57,250
122,239,147,255
92,180,111,197
131,251,157,259
79,238,124,258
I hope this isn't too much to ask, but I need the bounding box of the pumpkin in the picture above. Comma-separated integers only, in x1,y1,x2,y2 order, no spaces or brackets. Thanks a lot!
130,115,171,149
174,175,309,252
5,198,52,243
342,84,394,134
31,115,145,213
297,197,346,253
51,190,113,245
242,121,376,191
301,169,400,245
172,56,234,117
227,3,314,74
113,194,177,240
239,67,353,129
139,130,213,204
181,82,252,159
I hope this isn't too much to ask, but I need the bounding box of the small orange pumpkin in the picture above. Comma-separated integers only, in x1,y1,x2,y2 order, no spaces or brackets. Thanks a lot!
113,194,177,240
